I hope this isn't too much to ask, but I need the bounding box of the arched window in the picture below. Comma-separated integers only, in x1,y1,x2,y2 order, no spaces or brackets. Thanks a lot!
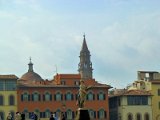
98,109,106,119
45,109,50,118
55,92,61,101
0,111,4,120
98,92,105,100
87,92,94,100
66,92,72,101
23,93,29,101
66,109,72,120
144,113,149,120
55,109,61,118
32,92,40,101
89,109,95,119
23,109,28,119
9,95,15,105
34,109,40,118
136,113,141,120
128,113,133,120
44,92,51,101
0,95,4,105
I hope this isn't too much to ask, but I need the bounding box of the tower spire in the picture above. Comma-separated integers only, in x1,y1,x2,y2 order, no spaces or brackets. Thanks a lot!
28,57,33,72
81,33,88,51
78,34,93,80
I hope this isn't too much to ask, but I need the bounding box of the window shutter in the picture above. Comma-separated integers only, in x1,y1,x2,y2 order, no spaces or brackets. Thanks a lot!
40,112,43,118
93,94,95,100
105,111,106,118
75,94,77,100
104,94,106,100
61,94,63,100
71,94,74,100
50,94,52,101
65,112,67,119
28,95,30,101
65,94,66,100
97,111,99,119
43,95,45,101
54,94,56,101
39,94,41,101
43,112,45,118
94,111,96,118
32,94,34,101
72,111,74,118
86,94,88,100
21,95,23,101
97,94,99,100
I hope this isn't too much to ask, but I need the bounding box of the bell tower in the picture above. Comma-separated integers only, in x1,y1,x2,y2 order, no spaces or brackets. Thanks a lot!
78,34,93,80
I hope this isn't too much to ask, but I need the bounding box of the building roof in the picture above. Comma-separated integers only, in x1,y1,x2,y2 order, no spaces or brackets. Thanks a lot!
138,71,158,73
109,89,152,97
0,75,18,79
19,59,43,81
150,80,160,84
20,71,43,81
55,74,81,79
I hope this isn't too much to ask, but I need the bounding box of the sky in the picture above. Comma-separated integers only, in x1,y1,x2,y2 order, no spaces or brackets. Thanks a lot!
0,0,160,88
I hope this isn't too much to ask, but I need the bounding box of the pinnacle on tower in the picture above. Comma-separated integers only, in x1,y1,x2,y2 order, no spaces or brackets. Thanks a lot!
81,34,89,51
28,57,33,72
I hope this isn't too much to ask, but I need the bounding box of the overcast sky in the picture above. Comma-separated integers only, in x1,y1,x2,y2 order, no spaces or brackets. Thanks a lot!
0,0,160,88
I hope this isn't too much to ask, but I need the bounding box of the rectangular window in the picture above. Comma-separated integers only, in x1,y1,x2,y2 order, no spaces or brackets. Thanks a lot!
5,81,16,91
127,96,148,105
159,102,160,109
158,89,160,96
0,81,4,91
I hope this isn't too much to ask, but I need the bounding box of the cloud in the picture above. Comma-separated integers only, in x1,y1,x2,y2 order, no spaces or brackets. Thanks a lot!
90,12,160,88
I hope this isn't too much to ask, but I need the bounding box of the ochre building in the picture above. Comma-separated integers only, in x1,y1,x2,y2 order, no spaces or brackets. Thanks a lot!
0,75,18,120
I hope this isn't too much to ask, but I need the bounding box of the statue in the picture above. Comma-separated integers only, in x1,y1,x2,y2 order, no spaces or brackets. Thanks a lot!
77,79,92,108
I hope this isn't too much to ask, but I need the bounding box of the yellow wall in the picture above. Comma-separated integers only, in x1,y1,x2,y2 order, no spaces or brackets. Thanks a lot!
118,96,152,120
151,84,160,120
0,91,17,119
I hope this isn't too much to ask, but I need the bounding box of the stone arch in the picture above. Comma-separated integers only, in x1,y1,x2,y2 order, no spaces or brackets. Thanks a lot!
136,113,141,120
127,113,133,120
144,112,150,120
